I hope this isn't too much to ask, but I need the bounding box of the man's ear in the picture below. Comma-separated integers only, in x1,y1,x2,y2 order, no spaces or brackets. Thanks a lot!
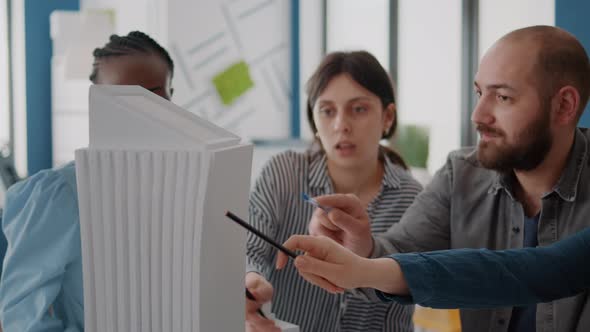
553,85,580,125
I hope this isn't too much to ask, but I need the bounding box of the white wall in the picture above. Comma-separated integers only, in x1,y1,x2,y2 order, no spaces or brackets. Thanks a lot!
81,0,165,40
50,11,115,167
11,0,27,176
326,0,390,71
479,0,555,58
0,1,10,155
397,0,463,173
299,0,324,140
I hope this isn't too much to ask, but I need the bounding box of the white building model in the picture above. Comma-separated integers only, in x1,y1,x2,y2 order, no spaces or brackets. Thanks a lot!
75,85,253,331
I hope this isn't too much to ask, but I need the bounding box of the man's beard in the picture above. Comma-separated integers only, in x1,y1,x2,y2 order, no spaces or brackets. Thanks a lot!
476,109,552,173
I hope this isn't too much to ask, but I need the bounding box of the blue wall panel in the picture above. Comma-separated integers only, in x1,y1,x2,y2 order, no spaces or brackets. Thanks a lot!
290,0,300,138
24,0,79,175
556,0,590,128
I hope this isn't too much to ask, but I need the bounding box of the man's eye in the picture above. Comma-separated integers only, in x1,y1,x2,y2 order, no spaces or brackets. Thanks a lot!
497,94,510,102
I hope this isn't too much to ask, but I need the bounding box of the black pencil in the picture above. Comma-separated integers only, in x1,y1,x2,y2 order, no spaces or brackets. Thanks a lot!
245,288,268,318
225,211,298,259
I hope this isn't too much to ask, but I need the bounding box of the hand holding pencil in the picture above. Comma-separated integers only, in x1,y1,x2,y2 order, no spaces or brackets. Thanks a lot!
276,235,409,296
306,194,375,258
245,272,280,332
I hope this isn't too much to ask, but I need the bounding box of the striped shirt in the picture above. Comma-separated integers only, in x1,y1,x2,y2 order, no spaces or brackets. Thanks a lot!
247,150,423,332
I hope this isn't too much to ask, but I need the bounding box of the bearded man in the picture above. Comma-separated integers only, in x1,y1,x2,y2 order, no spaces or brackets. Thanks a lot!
306,25,590,332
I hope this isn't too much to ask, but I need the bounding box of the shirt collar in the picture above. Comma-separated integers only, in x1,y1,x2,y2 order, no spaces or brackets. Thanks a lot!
489,172,517,200
552,128,588,202
308,150,403,190
308,152,331,190
381,152,402,189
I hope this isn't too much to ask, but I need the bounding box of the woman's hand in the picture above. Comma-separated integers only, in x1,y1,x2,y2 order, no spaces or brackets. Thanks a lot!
245,272,280,332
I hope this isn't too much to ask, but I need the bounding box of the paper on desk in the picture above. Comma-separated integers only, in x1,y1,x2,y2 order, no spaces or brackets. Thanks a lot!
76,85,253,332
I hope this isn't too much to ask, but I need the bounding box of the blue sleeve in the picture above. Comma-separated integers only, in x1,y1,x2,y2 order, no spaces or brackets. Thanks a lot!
376,227,590,308
0,169,81,332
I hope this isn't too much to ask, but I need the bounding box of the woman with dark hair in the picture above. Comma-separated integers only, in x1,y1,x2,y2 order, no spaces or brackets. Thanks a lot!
0,31,174,331
245,51,422,332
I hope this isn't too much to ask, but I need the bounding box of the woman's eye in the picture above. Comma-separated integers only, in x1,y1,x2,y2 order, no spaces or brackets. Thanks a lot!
319,108,334,116
352,106,367,113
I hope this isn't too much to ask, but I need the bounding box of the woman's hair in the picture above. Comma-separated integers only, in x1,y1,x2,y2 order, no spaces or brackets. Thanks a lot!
89,31,174,83
305,50,407,169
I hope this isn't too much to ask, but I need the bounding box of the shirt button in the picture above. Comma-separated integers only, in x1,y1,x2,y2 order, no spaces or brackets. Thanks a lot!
512,227,520,234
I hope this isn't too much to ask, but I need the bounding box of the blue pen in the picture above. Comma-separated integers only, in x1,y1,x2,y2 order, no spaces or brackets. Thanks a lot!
302,193,332,213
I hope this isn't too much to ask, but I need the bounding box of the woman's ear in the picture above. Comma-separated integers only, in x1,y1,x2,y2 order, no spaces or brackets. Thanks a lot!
383,103,396,132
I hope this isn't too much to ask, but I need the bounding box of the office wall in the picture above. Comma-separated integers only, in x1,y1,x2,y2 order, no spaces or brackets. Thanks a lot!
298,1,323,140
80,0,292,141
50,11,114,167
326,0,390,70
556,0,590,128
397,0,462,173
90,0,322,140
48,0,324,173
35,0,302,167
479,0,555,58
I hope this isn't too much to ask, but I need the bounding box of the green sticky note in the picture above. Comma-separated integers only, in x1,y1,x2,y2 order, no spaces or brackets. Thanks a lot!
213,61,254,105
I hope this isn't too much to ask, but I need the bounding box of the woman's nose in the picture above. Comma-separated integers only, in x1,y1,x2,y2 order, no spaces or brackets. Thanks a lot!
333,112,351,133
